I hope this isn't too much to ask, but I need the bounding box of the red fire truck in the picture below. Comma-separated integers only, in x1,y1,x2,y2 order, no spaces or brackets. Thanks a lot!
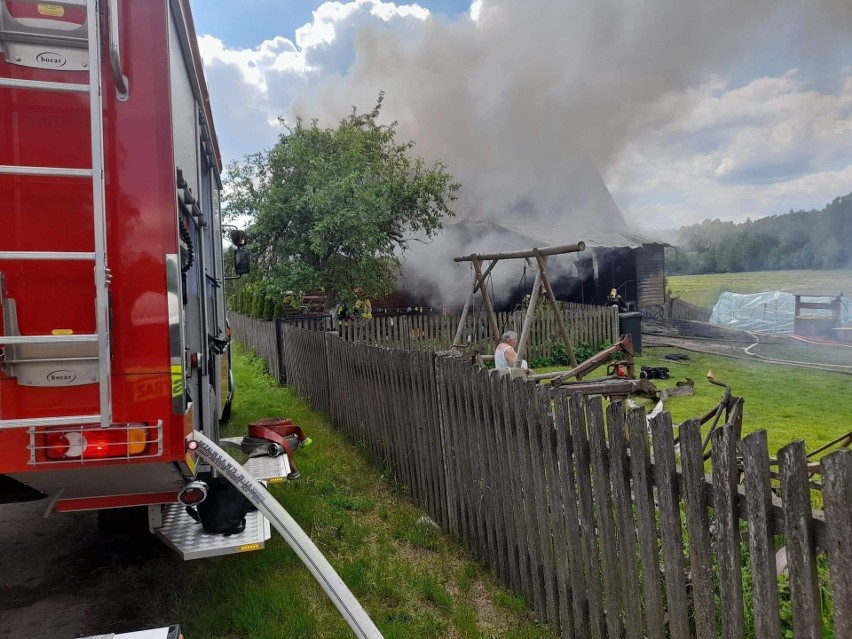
0,0,254,555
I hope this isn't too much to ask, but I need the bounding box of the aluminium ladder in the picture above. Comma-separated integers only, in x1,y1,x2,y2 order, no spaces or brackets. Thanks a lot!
0,0,126,431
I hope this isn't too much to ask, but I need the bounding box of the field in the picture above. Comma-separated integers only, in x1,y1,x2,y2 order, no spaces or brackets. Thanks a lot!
539,345,852,456
667,269,852,309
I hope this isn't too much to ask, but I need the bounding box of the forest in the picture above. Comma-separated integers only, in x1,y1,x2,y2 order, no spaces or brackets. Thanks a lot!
666,193,852,274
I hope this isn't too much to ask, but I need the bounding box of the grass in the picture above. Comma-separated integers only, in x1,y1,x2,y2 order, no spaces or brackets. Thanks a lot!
667,269,852,309
157,345,552,639
539,346,852,456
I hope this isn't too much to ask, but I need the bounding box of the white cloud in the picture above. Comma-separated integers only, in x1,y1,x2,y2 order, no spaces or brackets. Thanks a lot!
609,70,852,229
196,0,852,237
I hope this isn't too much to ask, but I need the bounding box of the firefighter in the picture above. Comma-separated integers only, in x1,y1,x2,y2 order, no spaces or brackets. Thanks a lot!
607,288,629,312
353,287,372,320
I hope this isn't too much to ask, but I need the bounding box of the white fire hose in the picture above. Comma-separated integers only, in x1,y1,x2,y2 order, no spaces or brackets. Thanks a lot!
191,431,383,639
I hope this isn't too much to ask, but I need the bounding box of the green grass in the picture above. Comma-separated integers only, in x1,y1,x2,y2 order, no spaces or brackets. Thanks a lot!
540,346,852,455
159,345,552,639
667,269,852,309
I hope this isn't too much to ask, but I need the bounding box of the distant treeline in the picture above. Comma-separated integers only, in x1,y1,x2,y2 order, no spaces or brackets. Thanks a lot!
666,193,852,274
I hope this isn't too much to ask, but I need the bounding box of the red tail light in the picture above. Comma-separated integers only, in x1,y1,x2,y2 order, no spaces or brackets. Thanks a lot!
42,425,155,461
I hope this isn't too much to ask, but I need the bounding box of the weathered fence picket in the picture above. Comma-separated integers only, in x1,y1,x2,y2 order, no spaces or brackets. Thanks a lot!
233,323,843,639
742,429,782,639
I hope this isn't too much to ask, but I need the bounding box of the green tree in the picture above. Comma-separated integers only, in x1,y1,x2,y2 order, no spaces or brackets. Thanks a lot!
224,94,459,309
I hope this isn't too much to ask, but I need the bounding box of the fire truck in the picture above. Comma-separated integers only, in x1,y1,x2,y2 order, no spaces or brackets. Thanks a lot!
0,4,385,635
0,0,256,555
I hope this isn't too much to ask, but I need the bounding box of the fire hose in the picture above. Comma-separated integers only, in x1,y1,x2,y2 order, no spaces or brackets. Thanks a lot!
191,431,383,639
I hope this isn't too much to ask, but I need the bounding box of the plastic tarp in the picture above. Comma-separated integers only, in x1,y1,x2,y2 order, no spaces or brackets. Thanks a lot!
709,291,851,334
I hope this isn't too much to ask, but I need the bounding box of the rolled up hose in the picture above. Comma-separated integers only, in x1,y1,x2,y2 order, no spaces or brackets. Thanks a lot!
191,431,383,639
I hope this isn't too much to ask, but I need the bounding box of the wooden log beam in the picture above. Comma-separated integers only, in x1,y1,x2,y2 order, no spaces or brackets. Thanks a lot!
451,272,476,349
515,267,542,365
533,248,578,368
473,257,501,345
454,242,585,263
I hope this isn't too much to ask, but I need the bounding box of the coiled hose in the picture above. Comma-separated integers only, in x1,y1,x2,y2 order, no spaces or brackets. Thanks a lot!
191,431,383,639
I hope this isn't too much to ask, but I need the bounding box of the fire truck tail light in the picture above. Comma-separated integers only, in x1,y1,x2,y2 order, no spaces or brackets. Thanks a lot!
127,425,148,455
41,425,156,461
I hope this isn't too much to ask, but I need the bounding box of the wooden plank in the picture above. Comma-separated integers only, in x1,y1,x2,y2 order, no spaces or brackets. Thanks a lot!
741,430,781,639
821,449,852,639
541,389,575,638
778,441,824,639
531,385,561,632
478,370,510,586
428,352,451,528
679,419,716,639
605,402,643,639
627,406,665,639
554,394,589,638
712,425,745,639
497,372,530,597
585,396,622,639
436,355,462,537
420,351,443,524
419,351,443,524
449,357,474,549
513,376,548,615
462,358,485,557
471,368,499,571
649,411,690,639
570,393,606,639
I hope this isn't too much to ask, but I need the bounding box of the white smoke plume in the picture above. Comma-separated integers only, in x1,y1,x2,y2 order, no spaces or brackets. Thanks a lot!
206,0,852,306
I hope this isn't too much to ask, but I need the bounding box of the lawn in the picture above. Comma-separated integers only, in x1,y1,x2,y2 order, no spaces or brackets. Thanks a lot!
667,269,852,309
540,346,852,456
156,346,552,639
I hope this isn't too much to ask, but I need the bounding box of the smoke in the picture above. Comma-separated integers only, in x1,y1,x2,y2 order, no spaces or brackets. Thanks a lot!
284,0,852,305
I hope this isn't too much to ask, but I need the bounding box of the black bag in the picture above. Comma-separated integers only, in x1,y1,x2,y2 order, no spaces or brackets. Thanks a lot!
640,365,670,380
186,474,255,536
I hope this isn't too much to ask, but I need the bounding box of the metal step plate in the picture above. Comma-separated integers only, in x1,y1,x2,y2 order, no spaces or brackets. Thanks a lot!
220,437,292,484
154,502,271,560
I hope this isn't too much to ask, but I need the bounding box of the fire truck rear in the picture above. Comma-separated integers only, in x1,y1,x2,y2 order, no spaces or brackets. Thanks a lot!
0,0,236,544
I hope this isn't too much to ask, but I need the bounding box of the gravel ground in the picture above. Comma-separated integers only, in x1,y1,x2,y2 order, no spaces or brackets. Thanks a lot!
0,501,179,639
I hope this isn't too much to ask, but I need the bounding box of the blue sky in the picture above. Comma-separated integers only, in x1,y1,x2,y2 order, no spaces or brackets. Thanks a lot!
189,1,852,234
190,0,470,48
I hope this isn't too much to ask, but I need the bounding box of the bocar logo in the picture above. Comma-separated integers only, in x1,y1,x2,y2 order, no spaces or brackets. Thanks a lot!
47,370,76,385
36,52,67,68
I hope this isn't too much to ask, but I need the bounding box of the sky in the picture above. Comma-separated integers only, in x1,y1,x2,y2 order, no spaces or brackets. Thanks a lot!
188,0,852,234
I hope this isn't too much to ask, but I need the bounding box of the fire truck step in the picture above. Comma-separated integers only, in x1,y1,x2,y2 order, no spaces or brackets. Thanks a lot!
220,436,293,483
0,251,96,261
0,165,92,178
153,501,271,560
0,77,88,93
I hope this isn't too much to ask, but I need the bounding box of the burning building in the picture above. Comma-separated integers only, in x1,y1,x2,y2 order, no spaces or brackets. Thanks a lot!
391,160,670,315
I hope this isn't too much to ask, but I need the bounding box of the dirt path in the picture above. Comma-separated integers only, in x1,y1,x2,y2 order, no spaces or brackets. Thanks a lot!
0,501,180,639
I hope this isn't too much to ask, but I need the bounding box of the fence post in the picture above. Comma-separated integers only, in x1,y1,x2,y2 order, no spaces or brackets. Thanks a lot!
275,317,285,384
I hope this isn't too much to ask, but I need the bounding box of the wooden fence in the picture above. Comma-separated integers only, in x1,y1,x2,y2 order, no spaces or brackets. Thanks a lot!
337,306,619,361
229,313,280,379
231,304,618,382
273,326,850,639
667,298,713,322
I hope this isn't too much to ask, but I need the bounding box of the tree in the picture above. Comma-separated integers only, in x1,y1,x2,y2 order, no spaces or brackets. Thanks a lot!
224,94,459,310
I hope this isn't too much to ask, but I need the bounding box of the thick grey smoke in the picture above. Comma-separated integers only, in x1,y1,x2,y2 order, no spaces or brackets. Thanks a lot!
288,0,852,306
